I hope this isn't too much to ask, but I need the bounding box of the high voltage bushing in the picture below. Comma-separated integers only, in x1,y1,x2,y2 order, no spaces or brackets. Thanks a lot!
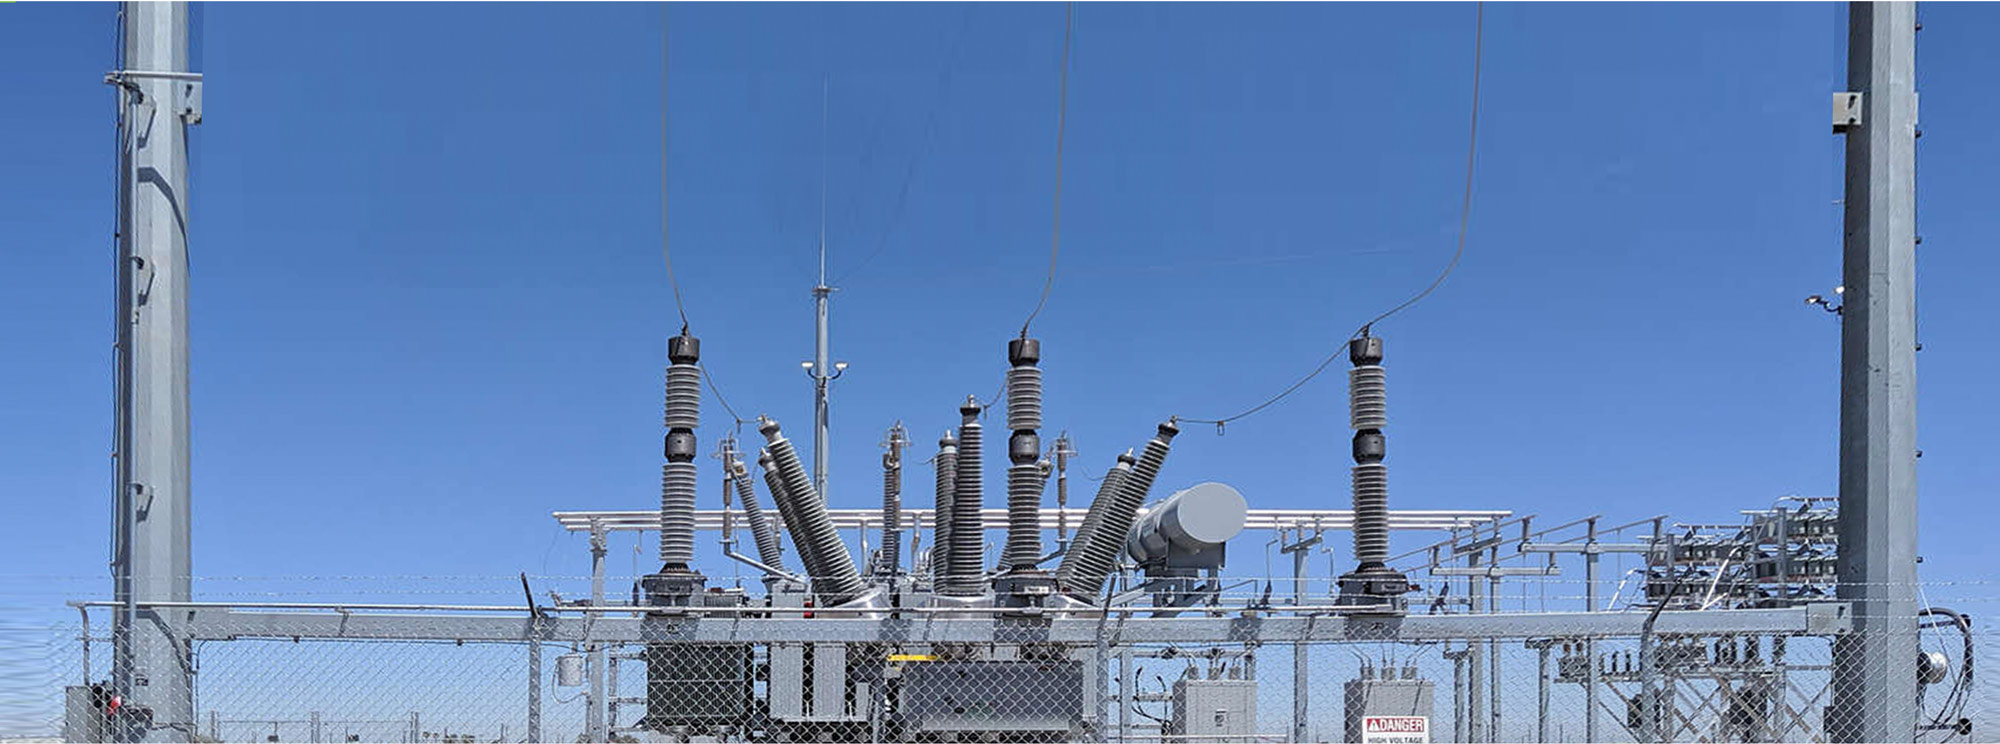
759,417,866,605
758,450,797,542
645,334,705,605
728,454,785,572
943,398,987,597
1347,337,1389,566
658,335,701,569
1336,335,1411,609
1063,419,1179,599
1001,338,1047,572
930,433,957,587
659,462,699,566
879,424,909,577
1056,451,1134,594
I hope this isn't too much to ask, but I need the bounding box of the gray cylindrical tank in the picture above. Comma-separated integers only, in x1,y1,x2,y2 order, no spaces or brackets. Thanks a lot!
1126,482,1247,567
556,653,585,687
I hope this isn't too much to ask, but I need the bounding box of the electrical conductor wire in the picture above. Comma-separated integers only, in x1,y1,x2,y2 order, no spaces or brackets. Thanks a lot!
1181,2,1483,432
660,5,689,334
1353,1,1483,337
1020,2,1073,339
660,5,742,435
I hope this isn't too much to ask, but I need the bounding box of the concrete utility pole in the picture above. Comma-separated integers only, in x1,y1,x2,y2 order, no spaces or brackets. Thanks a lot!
109,3,200,741
1830,2,1920,741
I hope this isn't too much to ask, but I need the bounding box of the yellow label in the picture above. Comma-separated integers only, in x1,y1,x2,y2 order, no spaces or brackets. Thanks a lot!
886,654,936,662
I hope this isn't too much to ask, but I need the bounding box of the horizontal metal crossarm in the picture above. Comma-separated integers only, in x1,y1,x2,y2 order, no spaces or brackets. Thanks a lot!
144,602,1848,645
551,507,1510,533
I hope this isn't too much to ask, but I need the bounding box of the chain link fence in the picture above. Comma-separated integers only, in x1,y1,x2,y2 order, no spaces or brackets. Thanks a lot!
4,577,1995,742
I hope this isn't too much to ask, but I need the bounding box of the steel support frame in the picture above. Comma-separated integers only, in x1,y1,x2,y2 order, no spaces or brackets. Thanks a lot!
152,604,1848,644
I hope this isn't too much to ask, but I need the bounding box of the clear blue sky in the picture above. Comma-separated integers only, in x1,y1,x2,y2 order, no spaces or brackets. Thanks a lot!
5,2,1998,598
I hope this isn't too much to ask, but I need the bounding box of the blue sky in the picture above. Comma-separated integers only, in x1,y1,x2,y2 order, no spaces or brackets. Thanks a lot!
4,2,1997,601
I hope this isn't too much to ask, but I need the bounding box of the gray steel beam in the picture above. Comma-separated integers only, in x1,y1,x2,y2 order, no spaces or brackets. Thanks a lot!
1284,530,1320,743
526,626,542,743
585,526,607,743
1831,3,1921,742
1584,519,1601,742
1488,573,1501,741
553,507,1510,533
110,4,198,741
1466,548,1485,742
167,604,1844,644
1531,641,1550,743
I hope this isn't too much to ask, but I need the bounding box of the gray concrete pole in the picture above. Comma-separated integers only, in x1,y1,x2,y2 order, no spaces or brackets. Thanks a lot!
1831,3,1921,741
111,4,198,741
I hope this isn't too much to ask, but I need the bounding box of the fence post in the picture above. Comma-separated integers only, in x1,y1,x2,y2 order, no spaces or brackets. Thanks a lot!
1534,643,1550,743
527,637,543,743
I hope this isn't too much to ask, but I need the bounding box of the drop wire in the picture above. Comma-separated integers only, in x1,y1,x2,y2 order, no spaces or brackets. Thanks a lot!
1019,2,1074,339
661,5,742,432
1181,2,1484,432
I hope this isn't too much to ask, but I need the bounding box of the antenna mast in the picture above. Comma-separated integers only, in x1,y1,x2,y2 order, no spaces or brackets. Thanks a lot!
806,77,841,502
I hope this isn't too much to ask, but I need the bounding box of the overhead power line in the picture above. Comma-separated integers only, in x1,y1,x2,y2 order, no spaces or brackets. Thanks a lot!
660,4,688,335
1181,1,1485,433
1019,1,1074,339
660,4,743,432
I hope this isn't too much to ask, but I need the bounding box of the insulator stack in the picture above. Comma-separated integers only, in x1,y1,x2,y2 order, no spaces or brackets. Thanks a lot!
659,463,698,565
759,450,796,537
663,367,703,429
879,424,909,576
657,335,702,569
1351,464,1390,562
1063,418,1180,598
942,398,987,596
728,455,785,572
1119,421,1180,515
1000,339,1047,573
931,434,957,589
1349,366,1388,431
1348,337,1390,568
1005,367,1043,430
997,463,1043,573
1056,452,1133,591
759,417,866,605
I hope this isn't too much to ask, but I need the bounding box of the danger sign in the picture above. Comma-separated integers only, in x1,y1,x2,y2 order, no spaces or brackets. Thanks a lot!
1362,716,1430,743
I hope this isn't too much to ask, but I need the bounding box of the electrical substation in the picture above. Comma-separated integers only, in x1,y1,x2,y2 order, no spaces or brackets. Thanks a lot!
58,2,1971,743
